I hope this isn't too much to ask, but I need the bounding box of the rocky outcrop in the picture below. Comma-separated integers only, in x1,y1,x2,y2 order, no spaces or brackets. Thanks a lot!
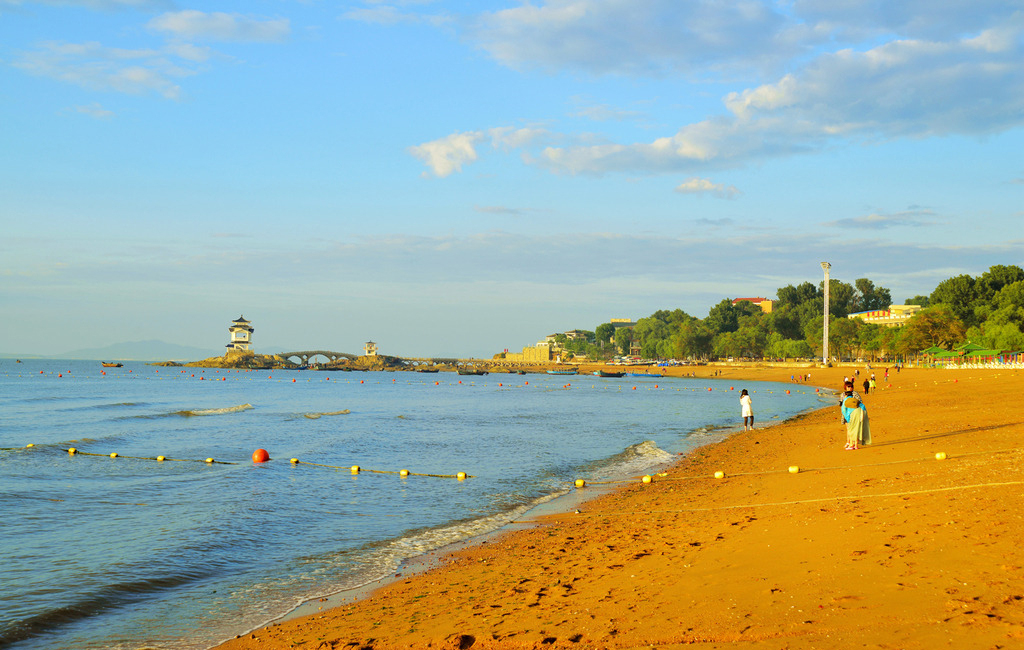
184,352,293,370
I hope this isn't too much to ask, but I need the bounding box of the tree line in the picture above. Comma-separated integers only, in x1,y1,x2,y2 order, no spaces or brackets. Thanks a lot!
552,264,1024,362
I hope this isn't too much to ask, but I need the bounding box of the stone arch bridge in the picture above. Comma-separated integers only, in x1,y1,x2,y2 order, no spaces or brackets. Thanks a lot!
278,351,477,368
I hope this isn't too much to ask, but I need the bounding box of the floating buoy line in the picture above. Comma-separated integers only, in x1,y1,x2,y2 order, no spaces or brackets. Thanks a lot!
3,444,472,479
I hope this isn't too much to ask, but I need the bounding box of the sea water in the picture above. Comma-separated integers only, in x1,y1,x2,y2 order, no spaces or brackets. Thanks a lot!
0,360,828,649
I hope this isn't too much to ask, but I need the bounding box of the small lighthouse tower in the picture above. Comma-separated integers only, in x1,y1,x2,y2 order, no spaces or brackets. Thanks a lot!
226,315,254,356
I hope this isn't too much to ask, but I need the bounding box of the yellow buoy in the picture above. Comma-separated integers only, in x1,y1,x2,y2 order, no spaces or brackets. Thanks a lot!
714,470,725,479
290,458,300,464
456,472,467,480
399,469,410,477
641,475,652,484
935,452,947,461
68,448,77,455
26,443,35,448
110,452,118,458
574,478,586,488
156,455,166,461
788,466,800,474
350,465,360,473
205,458,214,463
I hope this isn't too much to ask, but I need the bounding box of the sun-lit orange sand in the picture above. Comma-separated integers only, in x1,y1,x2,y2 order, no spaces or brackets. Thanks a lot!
216,366,1024,649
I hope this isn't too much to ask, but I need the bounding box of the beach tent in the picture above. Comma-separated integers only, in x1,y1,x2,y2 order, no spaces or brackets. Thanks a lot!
955,342,987,353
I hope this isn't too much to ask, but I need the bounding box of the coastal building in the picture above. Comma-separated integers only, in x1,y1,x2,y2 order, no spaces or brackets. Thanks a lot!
364,341,378,356
504,343,554,363
225,316,254,355
609,318,635,328
847,304,922,327
732,297,774,313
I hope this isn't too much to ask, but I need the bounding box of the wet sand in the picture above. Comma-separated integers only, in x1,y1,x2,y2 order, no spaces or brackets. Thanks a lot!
215,365,1024,649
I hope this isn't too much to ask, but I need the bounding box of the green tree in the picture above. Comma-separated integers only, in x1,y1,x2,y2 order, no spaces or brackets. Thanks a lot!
595,323,615,345
976,265,1024,300
854,278,892,312
930,274,978,326
614,327,633,356
704,299,741,334
776,281,819,307
900,304,966,351
674,320,713,359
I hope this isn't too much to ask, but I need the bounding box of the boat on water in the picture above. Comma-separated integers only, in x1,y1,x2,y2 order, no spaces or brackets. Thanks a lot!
457,368,488,376
101,362,123,368
546,368,578,375
416,368,440,373
593,370,625,378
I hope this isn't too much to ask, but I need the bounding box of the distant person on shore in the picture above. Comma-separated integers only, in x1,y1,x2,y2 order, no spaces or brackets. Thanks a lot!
863,378,870,395
840,381,871,450
740,389,753,431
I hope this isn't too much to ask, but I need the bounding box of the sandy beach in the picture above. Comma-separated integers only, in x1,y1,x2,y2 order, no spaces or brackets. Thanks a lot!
215,365,1024,649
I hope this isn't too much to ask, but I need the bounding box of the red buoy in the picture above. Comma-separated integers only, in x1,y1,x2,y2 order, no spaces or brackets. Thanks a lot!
252,449,270,463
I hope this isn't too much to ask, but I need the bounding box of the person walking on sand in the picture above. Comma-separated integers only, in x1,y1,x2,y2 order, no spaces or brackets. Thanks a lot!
740,389,753,431
840,381,871,450
862,377,870,395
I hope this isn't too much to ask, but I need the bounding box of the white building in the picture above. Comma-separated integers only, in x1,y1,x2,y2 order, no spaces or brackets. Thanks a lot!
226,315,254,354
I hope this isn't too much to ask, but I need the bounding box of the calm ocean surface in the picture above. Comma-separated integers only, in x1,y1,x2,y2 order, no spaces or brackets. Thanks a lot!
1,359,828,649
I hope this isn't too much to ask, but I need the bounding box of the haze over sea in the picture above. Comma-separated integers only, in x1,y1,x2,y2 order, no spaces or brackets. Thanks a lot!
1,359,827,649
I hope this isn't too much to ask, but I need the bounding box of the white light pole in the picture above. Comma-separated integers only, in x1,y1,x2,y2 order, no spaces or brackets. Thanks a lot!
821,262,831,366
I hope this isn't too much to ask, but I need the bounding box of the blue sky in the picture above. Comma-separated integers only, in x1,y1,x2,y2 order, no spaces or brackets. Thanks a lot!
2,0,1023,358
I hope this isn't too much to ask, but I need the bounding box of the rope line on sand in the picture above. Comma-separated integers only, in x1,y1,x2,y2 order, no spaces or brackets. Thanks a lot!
546,480,1024,519
576,447,1023,487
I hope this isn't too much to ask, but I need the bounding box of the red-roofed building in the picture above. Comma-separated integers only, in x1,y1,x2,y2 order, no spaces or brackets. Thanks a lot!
732,297,774,313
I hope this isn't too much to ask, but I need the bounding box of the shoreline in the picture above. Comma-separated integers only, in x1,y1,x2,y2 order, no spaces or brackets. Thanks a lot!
215,365,1024,649
264,377,819,633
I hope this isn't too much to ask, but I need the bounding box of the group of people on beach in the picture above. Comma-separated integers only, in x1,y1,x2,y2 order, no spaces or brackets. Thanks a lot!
739,374,872,450
839,379,871,450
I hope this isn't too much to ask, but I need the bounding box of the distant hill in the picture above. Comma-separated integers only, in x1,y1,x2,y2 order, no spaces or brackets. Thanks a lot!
48,340,222,362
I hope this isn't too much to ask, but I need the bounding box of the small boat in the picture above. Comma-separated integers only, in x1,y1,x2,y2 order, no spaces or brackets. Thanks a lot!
546,368,578,375
593,370,624,378
457,368,488,376
101,362,123,368
416,368,439,373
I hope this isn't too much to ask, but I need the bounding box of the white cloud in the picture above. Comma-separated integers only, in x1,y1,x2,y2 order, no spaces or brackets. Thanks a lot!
15,41,192,99
825,209,938,229
0,0,166,8
410,128,549,177
340,1,449,26
675,178,740,199
147,11,290,43
469,0,810,76
408,131,484,177
474,205,522,215
75,102,114,118
533,22,1024,175
570,101,645,123
791,0,1018,41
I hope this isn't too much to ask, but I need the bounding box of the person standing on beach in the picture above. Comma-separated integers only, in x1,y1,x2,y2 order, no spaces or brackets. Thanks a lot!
840,381,871,449
740,389,753,431
862,377,870,395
